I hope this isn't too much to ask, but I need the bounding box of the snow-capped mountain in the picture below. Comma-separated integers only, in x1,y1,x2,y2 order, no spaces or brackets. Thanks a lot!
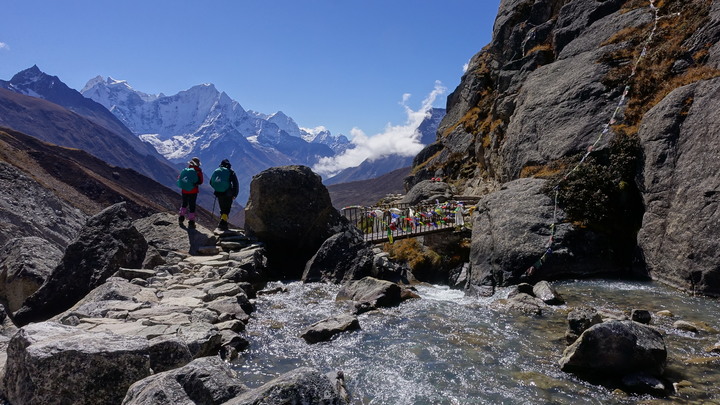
0,66,179,188
301,126,351,154
81,76,347,202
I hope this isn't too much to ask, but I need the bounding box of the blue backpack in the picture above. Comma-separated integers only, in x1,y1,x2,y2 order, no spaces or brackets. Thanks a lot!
176,167,199,191
211,167,231,192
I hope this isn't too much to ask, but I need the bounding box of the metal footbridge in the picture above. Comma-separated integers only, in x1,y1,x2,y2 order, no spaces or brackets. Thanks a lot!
340,197,480,243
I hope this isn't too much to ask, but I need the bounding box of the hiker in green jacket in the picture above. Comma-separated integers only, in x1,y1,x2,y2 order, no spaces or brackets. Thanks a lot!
210,159,239,231
177,157,203,229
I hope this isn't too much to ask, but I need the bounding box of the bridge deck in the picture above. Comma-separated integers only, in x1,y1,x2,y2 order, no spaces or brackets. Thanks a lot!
341,199,476,244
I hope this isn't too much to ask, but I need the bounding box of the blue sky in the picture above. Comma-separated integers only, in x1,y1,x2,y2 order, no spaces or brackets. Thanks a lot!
1,0,500,139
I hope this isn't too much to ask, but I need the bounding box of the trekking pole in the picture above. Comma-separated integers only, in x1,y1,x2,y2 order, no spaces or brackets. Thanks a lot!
211,196,217,221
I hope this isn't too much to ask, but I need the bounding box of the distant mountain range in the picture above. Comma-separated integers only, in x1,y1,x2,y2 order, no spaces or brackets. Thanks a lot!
1,66,445,216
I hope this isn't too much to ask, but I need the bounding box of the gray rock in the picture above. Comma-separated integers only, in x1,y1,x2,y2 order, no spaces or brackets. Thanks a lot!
631,309,652,325
0,162,87,250
637,78,720,297
2,322,152,405
223,245,270,287
0,237,62,314
222,367,349,405
559,320,667,376
243,165,345,279
301,314,361,344
336,277,403,312
122,356,247,405
302,226,375,284
14,203,148,325
177,323,223,359
565,307,602,344
532,280,565,305
147,336,194,373
504,292,545,316
468,178,615,292
117,267,157,280
621,372,669,396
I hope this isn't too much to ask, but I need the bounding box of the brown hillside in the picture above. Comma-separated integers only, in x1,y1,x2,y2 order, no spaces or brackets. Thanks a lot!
0,126,215,227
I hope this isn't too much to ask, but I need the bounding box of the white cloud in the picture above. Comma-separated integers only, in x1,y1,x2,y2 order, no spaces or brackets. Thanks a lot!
313,81,447,177
462,62,469,73
0,42,9,51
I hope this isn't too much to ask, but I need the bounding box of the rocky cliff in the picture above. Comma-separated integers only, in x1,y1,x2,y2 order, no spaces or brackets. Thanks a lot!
408,0,720,295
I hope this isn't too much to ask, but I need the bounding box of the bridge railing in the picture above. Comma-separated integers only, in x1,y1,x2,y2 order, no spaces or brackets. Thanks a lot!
341,199,476,243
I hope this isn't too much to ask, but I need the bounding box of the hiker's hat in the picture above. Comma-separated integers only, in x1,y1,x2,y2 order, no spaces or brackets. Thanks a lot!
189,157,201,167
220,159,231,168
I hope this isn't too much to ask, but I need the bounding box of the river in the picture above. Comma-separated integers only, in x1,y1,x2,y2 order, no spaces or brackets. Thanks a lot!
234,280,720,404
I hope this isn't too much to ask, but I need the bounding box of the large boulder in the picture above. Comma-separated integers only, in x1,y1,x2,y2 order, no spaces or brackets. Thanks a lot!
302,225,375,284
300,314,361,344
559,320,667,376
243,166,345,279
637,77,720,297
122,356,247,405
2,322,153,405
336,277,403,313
134,212,217,258
468,178,616,295
13,202,148,325
222,367,349,405
0,237,62,315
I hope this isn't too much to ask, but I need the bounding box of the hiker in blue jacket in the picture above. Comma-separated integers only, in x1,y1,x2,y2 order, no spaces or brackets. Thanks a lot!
177,157,203,229
210,159,239,231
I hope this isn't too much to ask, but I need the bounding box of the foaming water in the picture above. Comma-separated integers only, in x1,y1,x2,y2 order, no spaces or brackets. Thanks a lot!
236,280,720,404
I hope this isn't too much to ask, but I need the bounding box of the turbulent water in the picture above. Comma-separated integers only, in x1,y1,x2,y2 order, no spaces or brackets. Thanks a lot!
234,280,720,404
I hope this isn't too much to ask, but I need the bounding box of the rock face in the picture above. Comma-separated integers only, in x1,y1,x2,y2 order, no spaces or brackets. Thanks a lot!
0,237,62,315
559,320,667,376
400,180,456,205
13,202,148,325
2,322,154,405
0,162,87,250
468,178,616,292
636,78,720,297
406,0,720,295
244,165,344,279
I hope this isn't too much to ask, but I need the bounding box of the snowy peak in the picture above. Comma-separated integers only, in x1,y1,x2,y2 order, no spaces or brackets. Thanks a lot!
267,111,302,138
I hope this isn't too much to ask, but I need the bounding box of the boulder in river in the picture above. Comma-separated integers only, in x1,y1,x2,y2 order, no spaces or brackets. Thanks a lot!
336,277,404,313
300,314,361,344
559,320,667,377
222,367,349,405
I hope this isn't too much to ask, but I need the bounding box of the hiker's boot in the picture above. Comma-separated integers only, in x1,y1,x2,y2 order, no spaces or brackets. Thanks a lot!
188,220,195,229
218,219,228,231
178,207,188,227
187,213,196,229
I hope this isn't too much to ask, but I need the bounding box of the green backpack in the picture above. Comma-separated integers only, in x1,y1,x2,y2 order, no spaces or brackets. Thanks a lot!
176,167,199,191
211,167,231,192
